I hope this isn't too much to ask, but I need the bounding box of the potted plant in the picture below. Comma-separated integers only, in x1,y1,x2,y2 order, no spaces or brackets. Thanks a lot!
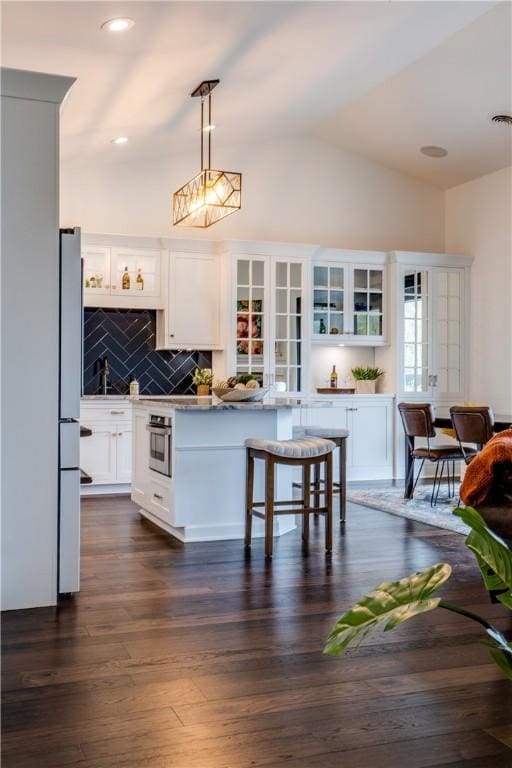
192,368,213,396
351,365,384,394
324,506,512,680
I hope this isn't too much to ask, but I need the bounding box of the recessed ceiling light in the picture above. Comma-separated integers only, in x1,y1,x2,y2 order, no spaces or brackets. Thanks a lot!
101,18,134,33
111,136,129,145
420,145,448,158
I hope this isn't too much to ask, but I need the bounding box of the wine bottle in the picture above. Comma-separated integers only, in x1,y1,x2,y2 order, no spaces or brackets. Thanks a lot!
330,365,338,389
136,268,144,290
319,318,327,334
122,267,130,290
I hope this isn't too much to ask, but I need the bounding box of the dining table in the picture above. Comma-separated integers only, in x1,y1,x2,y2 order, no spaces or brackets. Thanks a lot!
404,413,512,499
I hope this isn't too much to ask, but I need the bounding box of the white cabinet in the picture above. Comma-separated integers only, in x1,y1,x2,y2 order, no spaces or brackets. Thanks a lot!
300,397,394,480
131,406,172,526
157,251,221,350
312,254,387,347
82,237,164,309
79,401,133,489
80,422,117,484
226,248,311,393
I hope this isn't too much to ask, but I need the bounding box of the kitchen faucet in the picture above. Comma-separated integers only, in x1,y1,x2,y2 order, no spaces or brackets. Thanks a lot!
100,356,110,396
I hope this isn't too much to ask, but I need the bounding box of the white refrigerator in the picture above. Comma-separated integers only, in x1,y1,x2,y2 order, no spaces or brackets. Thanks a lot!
58,227,82,595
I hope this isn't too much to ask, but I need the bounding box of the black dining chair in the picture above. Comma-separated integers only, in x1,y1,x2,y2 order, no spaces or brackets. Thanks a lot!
398,403,475,506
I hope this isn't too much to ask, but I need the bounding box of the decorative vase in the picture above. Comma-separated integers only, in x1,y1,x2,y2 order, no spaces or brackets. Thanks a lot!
355,380,377,395
196,384,210,396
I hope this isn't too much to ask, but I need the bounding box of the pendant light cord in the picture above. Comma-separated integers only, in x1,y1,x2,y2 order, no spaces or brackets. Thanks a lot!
200,97,204,172
208,93,212,170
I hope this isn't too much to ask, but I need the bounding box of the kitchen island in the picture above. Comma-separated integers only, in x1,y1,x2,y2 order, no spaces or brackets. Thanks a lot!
131,397,326,542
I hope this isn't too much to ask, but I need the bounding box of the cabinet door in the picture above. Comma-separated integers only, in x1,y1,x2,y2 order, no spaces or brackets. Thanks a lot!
234,256,268,383
110,247,161,298
79,423,116,484
351,266,385,340
312,263,346,338
273,259,305,393
82,246,111,297
169,252,220,347
348,404,392,472
399,267,432,397
115,428,132,483
432,268,465,402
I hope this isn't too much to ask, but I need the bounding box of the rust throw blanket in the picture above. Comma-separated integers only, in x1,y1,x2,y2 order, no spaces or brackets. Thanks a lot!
460,428,512,506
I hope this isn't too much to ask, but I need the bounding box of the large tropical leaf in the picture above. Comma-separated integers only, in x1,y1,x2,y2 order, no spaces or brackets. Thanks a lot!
323,563,451,656
482,628,512,680
454,506,512,609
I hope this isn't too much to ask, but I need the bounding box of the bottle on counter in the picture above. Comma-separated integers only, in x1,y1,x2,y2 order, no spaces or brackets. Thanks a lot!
319,318,327,334
330,365,338,389
136,268,144,290
122,267,131,290
129,377,140,397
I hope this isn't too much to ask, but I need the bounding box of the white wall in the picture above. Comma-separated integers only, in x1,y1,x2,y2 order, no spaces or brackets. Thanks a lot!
445,166,512,414
61,135,445,252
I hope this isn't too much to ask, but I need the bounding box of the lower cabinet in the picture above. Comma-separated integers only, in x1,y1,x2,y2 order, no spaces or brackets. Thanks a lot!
80,402,132,489
299,397,394,480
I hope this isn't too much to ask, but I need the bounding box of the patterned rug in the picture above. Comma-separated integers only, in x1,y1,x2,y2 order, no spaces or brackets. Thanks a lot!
347,484,469,535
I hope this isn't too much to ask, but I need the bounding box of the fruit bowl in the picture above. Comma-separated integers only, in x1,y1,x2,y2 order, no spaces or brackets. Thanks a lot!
212,387,269,403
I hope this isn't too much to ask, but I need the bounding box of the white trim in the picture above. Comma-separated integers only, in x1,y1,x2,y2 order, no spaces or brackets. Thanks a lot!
1,67,75,104
390,251,473,268
138,508,296,542
80,484,131,496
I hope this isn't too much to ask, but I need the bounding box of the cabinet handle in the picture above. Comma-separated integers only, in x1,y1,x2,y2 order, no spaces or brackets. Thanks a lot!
110,410,125,415
112,432,117,437
118,432,123,436
170,333,175,338
153,493,163,501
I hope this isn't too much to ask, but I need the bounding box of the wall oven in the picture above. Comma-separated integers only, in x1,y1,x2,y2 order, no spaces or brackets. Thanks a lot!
147,414,172,477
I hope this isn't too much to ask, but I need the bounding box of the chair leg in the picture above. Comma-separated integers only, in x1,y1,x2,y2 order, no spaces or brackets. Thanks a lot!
302,463,311,544
265,457,275,558
313,463,321,518
411,458,425,495
430,462,440,506
405,455,416,499
434,461,445,506
245,450,254,548
339,439,347,523
325,453,333,552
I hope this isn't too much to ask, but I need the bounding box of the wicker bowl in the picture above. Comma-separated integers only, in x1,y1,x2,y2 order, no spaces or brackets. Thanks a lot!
212,386,269,403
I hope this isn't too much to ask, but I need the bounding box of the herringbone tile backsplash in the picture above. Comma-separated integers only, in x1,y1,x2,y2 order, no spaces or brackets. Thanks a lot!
83,308,212,395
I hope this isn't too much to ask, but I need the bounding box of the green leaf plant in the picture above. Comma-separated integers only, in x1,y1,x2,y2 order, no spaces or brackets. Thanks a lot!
324,507,512,680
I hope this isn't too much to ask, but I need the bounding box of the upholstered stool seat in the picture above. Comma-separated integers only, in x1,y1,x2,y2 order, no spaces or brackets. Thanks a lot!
245,437,335,459
245,437,334,558
297,426,350,522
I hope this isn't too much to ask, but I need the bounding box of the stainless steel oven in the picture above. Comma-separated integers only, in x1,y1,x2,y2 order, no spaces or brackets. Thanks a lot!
147,414,172,477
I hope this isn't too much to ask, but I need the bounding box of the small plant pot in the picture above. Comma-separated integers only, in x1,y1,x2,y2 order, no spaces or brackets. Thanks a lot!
196,384,210,396
355,380,377,395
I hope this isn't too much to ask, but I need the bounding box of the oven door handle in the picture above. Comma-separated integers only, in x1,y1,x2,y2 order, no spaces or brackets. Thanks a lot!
146,425,172,436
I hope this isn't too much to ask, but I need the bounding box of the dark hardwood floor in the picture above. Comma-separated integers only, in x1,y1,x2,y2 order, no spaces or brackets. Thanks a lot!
2,494,512,767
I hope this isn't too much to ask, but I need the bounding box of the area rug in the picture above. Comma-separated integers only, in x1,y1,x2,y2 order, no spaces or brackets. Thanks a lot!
347,485,469,535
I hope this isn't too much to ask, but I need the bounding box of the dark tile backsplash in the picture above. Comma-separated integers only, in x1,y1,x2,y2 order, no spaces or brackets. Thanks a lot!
83,308,212,395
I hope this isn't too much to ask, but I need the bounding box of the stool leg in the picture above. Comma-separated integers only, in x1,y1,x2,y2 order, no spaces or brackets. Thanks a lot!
339,439,347,523
313,463,321,518
245,450,254,548
302,463,311,544
325,453,333,552
265,457,275,558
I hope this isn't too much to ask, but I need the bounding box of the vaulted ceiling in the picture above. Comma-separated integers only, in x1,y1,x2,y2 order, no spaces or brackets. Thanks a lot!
2,1,510,188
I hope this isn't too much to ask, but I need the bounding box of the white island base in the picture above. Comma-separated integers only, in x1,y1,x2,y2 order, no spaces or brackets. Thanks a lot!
132,399,303,543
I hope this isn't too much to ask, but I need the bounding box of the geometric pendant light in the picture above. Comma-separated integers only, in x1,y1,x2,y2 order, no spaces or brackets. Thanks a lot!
172,80,242,228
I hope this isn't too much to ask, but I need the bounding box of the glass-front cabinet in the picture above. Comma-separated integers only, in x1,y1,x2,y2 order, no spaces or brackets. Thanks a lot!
312,262,385,344
233,254,306,392
82,242,163,308
398,264,465,401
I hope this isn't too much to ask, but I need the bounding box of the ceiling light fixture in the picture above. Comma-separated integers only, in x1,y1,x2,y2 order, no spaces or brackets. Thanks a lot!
101,18,134,33
111,136,129,145
173,80,242,228
420,145,448,158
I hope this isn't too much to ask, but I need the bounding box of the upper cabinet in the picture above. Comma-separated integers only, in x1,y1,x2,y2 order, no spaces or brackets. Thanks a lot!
82,235,164,309
157,250,221,350
312,252,387,346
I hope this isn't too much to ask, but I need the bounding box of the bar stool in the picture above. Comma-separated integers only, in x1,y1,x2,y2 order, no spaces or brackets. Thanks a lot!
245,436,335,557
292,426,349,522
